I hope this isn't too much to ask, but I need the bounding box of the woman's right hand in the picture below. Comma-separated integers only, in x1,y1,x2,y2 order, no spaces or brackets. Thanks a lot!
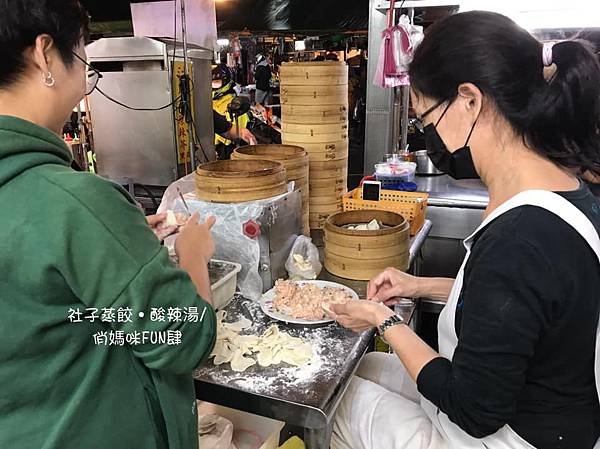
367,268,420,305
175,213,216,266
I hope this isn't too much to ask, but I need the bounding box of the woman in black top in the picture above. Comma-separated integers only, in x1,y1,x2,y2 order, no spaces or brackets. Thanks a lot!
328,11,600,449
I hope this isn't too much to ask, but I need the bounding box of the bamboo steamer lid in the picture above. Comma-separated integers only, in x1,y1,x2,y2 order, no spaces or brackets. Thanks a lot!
280,85,348,106
281,104,348,124
280,61,348,86
195,160,287,203
324,210,411,280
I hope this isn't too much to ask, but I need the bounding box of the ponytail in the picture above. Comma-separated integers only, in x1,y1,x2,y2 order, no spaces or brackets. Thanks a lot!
525,40,600,176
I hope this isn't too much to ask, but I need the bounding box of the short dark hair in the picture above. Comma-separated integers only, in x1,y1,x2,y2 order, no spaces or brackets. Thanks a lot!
409,11,600,176
0,0,89,88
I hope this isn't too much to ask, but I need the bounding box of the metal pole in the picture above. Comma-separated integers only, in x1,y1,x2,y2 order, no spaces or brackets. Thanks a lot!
180,0,197,171
399,7,415,155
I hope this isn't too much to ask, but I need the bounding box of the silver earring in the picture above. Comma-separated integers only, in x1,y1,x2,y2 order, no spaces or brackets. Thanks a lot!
42,72,55,87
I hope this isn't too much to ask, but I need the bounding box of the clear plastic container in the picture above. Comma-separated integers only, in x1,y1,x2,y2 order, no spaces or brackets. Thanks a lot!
374,161,417,184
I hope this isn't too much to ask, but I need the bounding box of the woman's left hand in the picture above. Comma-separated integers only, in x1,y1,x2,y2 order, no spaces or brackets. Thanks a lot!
326,300,395,333
146,213,178,242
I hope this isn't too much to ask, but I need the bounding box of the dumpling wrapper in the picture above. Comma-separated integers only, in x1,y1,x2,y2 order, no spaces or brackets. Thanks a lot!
225,316,252,332
230,349,256,372
256,348,274,367
213,342,234,365
280,343,313,366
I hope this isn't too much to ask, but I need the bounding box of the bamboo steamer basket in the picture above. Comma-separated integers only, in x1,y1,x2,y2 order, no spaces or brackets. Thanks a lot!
311,202,343,214
309,176,347,189
281,139,349,162
195,160,287,203
324,210,410,280
310,158,348,180
281,122,348,136
280,62,348,86
310,184,347,199
232,144,308,181
311,195,347,206
282,129,348,144
281,104,348,124
231,144,309,234
280,85,348,106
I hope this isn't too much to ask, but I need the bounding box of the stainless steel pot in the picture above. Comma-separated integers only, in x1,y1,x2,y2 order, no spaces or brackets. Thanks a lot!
413,150,444,176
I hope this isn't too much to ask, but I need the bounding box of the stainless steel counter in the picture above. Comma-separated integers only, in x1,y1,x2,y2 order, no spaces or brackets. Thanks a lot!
414,175,488,279
415,175,489,209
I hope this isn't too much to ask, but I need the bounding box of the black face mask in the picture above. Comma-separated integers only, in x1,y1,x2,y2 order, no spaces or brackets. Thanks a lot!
423,100,480,180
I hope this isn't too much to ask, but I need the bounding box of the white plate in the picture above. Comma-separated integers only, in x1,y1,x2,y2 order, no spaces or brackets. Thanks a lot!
259,280,359,325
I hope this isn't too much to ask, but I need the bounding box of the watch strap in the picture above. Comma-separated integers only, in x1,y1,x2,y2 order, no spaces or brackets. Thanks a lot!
377,314,404,337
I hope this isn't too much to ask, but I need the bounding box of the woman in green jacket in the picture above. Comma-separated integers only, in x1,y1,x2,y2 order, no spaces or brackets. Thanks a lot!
0,1,217,448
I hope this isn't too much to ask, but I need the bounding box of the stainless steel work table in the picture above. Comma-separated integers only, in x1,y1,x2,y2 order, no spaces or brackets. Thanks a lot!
193,221,432,449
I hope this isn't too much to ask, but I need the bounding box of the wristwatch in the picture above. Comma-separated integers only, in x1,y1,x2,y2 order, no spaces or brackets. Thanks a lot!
377,314,405,339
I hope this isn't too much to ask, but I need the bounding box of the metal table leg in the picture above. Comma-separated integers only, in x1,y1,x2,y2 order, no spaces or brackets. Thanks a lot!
304,422,334,449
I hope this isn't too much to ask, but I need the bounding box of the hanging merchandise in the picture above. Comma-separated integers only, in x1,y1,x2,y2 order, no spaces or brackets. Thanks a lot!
374,0,424,88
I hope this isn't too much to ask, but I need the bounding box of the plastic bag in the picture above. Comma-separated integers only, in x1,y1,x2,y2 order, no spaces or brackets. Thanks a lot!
160,174,299,300
285,236,322,281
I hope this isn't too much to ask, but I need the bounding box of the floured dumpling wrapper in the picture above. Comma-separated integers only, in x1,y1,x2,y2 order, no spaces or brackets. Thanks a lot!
210,310,314,372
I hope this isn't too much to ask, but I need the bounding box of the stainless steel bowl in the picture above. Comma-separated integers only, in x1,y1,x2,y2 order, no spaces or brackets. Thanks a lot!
413,150,444,176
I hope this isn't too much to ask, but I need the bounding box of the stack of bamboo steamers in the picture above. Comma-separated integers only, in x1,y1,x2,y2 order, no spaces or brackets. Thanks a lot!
280,61,349,230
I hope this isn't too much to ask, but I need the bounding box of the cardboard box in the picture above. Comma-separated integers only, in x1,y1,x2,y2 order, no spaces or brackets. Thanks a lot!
198,401,285,449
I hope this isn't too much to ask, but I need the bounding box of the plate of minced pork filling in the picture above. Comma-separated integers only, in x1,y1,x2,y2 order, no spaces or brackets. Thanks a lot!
259,279,359,325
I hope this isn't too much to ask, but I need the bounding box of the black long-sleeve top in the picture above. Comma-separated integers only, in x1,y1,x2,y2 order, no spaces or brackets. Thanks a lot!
417,184,600,449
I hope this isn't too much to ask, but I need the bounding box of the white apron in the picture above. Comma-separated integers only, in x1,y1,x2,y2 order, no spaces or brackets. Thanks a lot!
421,190,600,449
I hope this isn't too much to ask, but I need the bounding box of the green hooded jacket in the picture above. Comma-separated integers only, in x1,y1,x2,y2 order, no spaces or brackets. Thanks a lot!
0,116,217,449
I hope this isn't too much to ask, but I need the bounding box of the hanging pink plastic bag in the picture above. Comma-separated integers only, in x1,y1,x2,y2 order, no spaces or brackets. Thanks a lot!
374,2,424,88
